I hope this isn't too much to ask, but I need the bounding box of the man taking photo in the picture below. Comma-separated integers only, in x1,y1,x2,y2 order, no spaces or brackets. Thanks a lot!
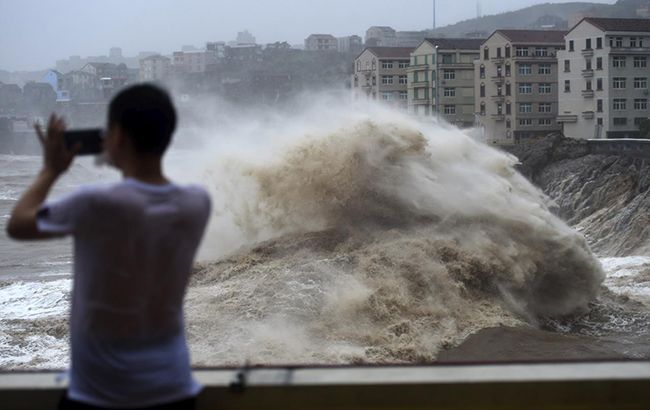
6,84,211,409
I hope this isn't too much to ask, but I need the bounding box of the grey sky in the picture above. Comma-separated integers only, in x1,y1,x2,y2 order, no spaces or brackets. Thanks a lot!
1,0,614,71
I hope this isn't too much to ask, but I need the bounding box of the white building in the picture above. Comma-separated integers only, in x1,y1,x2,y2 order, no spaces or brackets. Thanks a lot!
172,50,217,74
557,18,650,139
365,26,397,47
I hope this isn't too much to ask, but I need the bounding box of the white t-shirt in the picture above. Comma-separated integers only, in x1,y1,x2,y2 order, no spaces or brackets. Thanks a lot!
37,178,211,408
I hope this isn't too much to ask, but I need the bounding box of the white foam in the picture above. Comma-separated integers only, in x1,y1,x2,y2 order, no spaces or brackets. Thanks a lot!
601,257,650,301
0,279,71,320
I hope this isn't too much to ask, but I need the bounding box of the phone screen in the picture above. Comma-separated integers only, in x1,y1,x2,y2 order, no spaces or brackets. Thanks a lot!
64,129,103,155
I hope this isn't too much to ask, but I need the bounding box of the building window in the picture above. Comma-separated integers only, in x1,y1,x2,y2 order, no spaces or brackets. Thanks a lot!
596,37,603,49
596,57,603,70
569,40,574,52
444,105,456,114
480,83,485,98
597,118,603,126
613,37,623,48
399,91,408,100
398,75,407,85
539,103,552,113
585,38,592,50
586,80,592,91
516,47,529,57
382,75,394,85
519,118,533,126
496,48,502,58
480,65,485,79
519,103,532,113
480,102,486,115
442,54,454,64
539,83,552,94
444,88,456,97
634,99,648,110
586,59,592,70
613,56,626,68
613,77,627,89
634,77,648,89
539,118,552,126
597,99,603,112
518,64,532,75
484,47,489,60
564,60,570,72
506,83,511,96
613,117,627,126
506,119,511,128
630,37,638,48
564,80,571,92
634,57,647,68
535,47,548,57
538,63,551,75
505,46,511,58
519,83,532,94
382,92,393,101
506,102,512,115
497,103,503,115
613,99,627,111
597,78,603,90
382,61,394,69
398,61,409,68
443,70,455,80
505,64,511,77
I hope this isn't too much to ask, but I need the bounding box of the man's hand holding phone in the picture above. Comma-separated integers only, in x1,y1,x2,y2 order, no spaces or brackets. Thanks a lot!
34,114,78,178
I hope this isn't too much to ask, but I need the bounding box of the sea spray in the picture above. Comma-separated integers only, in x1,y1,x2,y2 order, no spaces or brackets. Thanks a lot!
184,102,605,365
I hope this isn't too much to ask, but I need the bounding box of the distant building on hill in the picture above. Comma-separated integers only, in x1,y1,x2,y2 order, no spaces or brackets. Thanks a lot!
338,35,364,53
304,34,338,51
365,26,398,47
139,55,171,82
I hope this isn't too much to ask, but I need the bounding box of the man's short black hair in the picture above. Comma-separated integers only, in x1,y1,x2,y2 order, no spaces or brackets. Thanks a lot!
108,84,176,155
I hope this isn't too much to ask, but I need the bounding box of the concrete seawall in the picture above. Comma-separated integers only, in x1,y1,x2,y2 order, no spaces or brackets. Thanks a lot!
587,139,650,159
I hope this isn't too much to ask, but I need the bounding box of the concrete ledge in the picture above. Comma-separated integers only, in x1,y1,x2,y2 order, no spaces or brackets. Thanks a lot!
1,360,649,409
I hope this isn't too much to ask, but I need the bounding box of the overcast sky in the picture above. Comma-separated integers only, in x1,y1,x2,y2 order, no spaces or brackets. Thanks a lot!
0,0,615,71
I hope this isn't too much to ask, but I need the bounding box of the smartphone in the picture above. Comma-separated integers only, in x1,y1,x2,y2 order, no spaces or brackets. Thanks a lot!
64,128,103,155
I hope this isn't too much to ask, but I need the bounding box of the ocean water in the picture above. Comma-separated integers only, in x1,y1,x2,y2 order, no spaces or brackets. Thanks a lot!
0,101,648,369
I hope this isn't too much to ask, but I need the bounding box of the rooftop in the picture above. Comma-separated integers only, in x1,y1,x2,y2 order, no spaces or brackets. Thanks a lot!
363,47,414,59
494,30,567,44
423,38,485,50
580,17,650,33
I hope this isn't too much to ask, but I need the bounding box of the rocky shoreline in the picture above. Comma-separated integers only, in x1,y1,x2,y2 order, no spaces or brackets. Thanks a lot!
503,136,650,257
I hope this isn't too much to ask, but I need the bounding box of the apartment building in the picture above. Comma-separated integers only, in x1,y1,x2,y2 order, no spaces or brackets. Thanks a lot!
365,26,397,47
475,30,566,144
353,47,413,110
407,38,483,127
172,50,217,74
557,18,650,139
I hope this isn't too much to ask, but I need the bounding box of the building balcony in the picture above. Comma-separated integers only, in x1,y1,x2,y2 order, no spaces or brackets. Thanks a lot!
410,81,429,87
582,111,595,119
491,57,505,64
491,76,505,84
581,48,594,57
581,89,595,98
491,95,505,102
557,114,578,123
512,54,556,62
491,114,505,121
582,69,594,78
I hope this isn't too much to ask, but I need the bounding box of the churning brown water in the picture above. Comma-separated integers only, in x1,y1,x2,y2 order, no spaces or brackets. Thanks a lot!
184,113,606,365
